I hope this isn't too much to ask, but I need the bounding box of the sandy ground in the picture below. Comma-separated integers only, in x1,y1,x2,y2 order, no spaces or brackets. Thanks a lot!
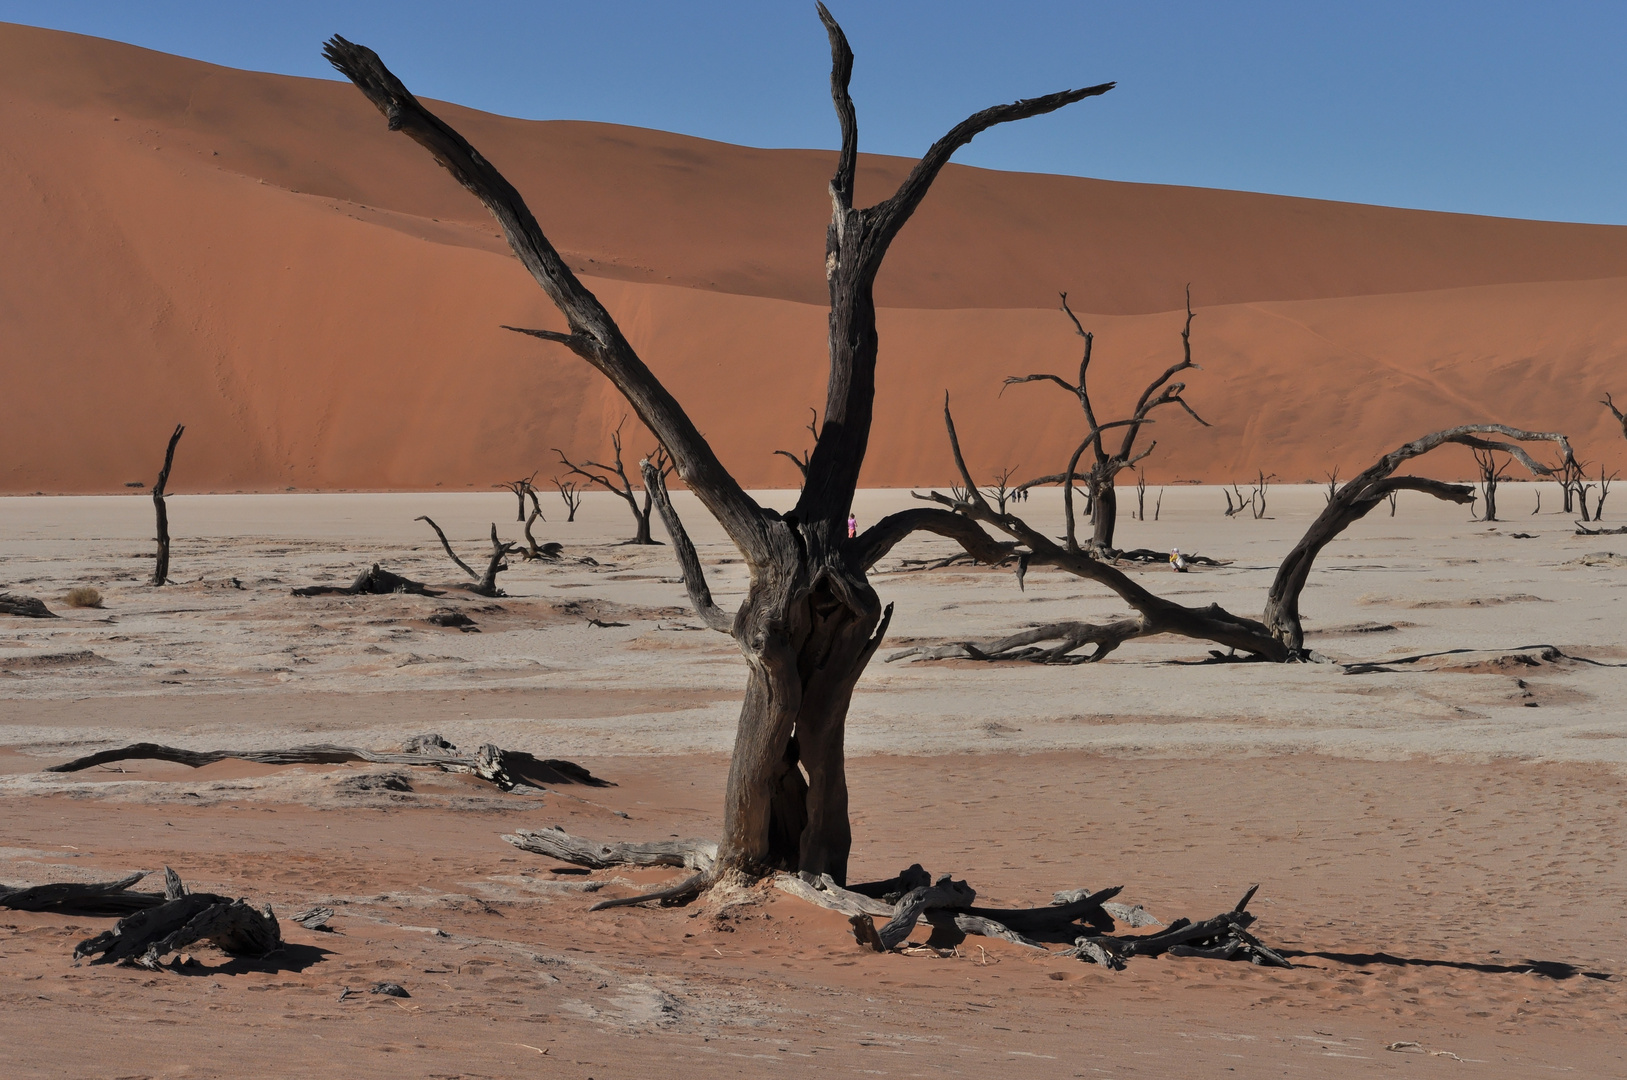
2,487,1625,1077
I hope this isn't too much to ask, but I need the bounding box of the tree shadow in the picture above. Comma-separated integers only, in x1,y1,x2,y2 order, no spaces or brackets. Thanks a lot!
1284,949,1614,981
173,942,333,976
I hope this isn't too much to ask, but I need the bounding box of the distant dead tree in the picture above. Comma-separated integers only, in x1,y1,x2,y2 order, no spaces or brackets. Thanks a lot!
983,465,1021,515
496,474,541,522
325,10,1112,885
891,412,1571,664
415,516,515,596
1575,465,1616,522
1323,468,1340,505
1473,448,1509,521
1559,456,1588,514
1007,291,1207,554
1133,469,1147,520
1388,490,1399,516
554,419,671,545
150,424,184,586
1604,393,1627,442
552,476,583,522
773,408,821,482
1222,471,1272,519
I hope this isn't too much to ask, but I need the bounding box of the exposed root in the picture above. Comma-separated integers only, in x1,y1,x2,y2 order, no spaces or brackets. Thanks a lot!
71,867,282,970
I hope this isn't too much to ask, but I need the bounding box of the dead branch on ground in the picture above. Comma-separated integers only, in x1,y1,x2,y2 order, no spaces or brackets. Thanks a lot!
416,516,515,595
47,734,609,793
291,563,442,596
0,593,58,618
72,867,281,969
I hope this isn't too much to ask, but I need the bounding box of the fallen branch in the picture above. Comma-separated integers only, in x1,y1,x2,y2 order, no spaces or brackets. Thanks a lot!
0,593,58,618
45,736,610,793
73,867,281,970
291,563,442,596
0,871,167,915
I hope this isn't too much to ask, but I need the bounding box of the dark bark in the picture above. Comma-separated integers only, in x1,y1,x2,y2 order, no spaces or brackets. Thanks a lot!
0,593,57,618
497,474,539,521
0,872,167,915
151,424,183,586
325,14,1110,884
416,516,514,595
72,869,281,969
552,476,582,521
1008,292,1206,554
291,562,442,596
1473,448,1507,522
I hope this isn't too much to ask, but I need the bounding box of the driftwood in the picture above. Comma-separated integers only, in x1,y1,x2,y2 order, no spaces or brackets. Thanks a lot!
73,868,281,969
45,736,609,793
416,517,515,596
150,424,184,586
503,826,716,871
0,871,166,915
291,562,442,596
323,9,1110,884
1574,523,1627,535
0,593,57,618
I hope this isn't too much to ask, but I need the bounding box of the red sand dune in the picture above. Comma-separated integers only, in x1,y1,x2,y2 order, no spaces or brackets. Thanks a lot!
2,21,1625,495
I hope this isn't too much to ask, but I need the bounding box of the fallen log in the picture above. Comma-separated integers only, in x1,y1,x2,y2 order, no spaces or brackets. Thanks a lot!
0,871,167,915
855,876,977,951
45,736,610,793
503,825,717,872
0,593,57,618
73,867,281,970
291,563,443,596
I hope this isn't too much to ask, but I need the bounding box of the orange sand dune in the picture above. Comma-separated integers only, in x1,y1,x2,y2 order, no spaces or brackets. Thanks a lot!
2,21,1625,495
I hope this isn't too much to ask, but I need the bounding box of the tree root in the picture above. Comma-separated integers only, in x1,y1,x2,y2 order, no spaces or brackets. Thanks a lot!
886,618,1146,664
0,592,58,618
72,867,282,969
46,735,611,793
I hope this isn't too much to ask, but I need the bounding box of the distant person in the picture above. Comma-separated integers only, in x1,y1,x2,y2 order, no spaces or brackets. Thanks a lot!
1170,548,1188,573
847,513,857,539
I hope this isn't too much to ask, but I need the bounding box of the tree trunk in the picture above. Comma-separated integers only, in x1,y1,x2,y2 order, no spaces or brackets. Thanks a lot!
719,541,889,882
1091,480,1118,552
151,424,184,587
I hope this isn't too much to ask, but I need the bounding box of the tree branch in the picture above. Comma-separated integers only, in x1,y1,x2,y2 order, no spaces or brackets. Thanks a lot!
641,459,733,634
850,508,1014,571
324,35,768,560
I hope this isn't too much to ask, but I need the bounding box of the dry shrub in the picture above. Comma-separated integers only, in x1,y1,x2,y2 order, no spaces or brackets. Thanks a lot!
64,586,103,608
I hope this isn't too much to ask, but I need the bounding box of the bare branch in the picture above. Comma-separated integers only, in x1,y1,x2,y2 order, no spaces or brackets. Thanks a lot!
641,460,732,633
850,508,1014,571
324,35,767,558
816,2,857,216
415,516,477,579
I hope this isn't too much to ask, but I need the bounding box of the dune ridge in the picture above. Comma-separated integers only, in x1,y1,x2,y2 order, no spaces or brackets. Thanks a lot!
2,21,1625,494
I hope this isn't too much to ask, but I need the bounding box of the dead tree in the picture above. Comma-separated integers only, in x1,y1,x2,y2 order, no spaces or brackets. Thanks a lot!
415,516,515,596
1473,448,1508,521
1594,468,1615,519
1005,290,1207,554
326,12,1111,884
773,407,821,482
150,424,183,586
554,419,670,544
1323,468,1340,505
1604,393,1627,442
1133,468,1146,520
552,476,582,521
900,409,1571,663
496,474,541,521
1560,456,1588,514
983,465,1021,515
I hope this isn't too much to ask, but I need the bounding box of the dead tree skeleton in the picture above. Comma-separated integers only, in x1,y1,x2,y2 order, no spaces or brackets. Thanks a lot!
415,516,515,596
1008,292,1207,554
326,10,1111,884
1473,448,1508,522
496,474,542,522
552,476,583,521
150,424,184,586
552,419,671,545
891,411,1572,664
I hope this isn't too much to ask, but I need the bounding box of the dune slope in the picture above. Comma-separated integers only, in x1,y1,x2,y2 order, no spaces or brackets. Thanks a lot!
1,21,1624,494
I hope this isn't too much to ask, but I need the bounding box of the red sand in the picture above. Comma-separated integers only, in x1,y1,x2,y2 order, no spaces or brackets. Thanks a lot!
3,21,1626,494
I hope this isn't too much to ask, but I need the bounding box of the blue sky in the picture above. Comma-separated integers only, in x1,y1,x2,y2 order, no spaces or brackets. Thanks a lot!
6,1,1626,224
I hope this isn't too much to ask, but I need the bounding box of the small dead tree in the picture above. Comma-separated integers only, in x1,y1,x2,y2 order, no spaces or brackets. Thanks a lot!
554,419,670,544
416,516,515,596
552,476,583,521
1251,470,1273,519
1389,490,1399,516
1473,448,1509,521
1559,456,1588,514
1594,468,1615,519
1133,469,1147,520
1323,468,1340,505
326,11,1112,885
773,407,821,482
1005,291,1207,554
496,473,541,522
150,424,184,587
899,410,1571,663
983,465,1020,515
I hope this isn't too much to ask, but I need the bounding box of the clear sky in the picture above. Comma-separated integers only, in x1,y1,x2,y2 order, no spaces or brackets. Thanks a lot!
6,1,1626,224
